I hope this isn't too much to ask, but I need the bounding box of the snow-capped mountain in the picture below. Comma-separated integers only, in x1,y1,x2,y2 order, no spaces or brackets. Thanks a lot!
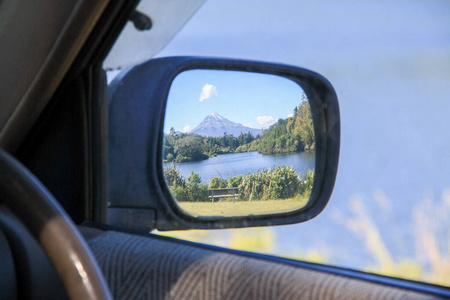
190,112,261,137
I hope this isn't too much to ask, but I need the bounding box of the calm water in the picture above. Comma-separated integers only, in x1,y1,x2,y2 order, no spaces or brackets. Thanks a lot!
165,151,315,183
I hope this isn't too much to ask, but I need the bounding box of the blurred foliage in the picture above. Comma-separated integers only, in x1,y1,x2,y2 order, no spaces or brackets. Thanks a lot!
229,228,276,252
288,251,328,265
156,227,276,253
333,193,450,286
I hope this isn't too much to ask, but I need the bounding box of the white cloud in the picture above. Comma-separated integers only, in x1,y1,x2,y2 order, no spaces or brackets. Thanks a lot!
199,84,218,101
287,113,294,118
256,116,277,127
183,125,191,133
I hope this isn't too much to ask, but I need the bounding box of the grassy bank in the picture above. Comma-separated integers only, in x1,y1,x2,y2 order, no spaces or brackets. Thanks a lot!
178,197,308,217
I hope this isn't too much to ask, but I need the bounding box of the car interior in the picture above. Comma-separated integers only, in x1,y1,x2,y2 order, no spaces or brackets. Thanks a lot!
0,1,449,299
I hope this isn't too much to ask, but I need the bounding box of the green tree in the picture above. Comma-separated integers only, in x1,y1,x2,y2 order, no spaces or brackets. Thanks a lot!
256,97,314,154
186,171,208,202
166,153,174,162
164,165,184,187
171,186,189,202
174,135,208,162
209,177,228,189
228,175,242,188
294,100,314,150
269,166,300,199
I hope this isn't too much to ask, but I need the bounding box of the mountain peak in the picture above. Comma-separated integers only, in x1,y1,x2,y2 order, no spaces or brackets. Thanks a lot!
191,112,261,137
208,112,223,120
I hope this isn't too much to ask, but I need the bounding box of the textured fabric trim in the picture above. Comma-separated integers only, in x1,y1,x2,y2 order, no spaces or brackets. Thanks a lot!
88,231,438,300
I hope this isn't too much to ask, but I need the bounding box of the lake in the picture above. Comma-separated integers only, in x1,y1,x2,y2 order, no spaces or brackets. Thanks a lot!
164,151,315,183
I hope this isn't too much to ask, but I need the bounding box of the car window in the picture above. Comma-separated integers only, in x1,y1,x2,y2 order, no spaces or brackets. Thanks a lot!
106,0,450,287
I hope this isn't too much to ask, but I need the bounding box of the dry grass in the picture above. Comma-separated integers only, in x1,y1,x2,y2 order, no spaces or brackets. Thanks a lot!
178,198,308,217
332,190,450,286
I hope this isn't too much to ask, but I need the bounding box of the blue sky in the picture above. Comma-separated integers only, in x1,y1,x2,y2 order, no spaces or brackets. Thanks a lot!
164,69,305,133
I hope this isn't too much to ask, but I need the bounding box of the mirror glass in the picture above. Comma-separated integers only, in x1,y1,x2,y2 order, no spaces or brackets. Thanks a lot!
163,70,315,217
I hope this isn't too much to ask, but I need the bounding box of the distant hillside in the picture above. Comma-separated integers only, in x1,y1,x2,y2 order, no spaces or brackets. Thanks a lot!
257,100,314,154
190,112,261,137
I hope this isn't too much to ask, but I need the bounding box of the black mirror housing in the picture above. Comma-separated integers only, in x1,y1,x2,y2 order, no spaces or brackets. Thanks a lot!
107,57,340,231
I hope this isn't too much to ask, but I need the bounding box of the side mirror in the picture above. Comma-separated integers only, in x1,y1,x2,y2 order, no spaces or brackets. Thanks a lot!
107,57,340,231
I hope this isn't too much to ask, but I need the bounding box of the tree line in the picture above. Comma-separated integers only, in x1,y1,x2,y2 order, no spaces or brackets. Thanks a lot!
163,130,258,163
258,98,314,155
163,99,313,163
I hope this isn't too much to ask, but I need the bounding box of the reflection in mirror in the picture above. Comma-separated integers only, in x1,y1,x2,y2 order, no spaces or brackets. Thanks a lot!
163,70,315,218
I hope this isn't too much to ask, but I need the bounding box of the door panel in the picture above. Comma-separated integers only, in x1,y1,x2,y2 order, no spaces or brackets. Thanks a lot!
84,229,436,300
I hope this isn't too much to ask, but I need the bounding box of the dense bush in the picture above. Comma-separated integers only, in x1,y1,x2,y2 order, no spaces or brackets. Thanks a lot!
209,177,228,189
164,164,184,188
164,165,314,202
298,169,314,198
239,166,301,200
164,168,208,202
228,175,242,188
171,186,189,202
239,170,270,201
269,166,301,199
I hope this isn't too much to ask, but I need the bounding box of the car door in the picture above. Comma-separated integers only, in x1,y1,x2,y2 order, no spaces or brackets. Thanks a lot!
1,0,449,299
91,1,450,298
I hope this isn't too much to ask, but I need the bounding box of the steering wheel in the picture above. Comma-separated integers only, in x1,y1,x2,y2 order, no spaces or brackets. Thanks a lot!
0,149,112,300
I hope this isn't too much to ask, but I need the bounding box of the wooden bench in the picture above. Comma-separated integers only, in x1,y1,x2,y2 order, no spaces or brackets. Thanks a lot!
208,188,240,203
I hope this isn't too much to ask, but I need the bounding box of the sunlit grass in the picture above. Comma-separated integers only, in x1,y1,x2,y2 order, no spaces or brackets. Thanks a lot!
177,197,308,217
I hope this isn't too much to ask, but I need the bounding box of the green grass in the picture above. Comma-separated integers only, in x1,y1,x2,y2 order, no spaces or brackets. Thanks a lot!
178,197,308,217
